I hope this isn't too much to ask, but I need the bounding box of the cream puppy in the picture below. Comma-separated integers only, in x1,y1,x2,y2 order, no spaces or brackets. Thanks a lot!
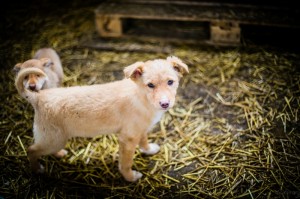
14,48,64,91
15,56,188,182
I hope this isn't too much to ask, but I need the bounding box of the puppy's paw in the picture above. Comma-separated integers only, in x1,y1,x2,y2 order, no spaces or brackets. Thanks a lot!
33,164,45,174
120,168,143,182
54,149,68,158
37,164,45,173
130,170,143,182
140,143,160,155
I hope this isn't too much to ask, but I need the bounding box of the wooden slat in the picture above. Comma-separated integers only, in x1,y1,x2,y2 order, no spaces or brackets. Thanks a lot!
95,1,300,27
94,0,300,46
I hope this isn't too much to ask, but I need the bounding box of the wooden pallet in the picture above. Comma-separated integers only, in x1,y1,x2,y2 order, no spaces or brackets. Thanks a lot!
94,0,300,46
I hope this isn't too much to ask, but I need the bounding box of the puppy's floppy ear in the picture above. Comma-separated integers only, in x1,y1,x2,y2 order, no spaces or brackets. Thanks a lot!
167,56,189,76
40,58,53,67
13,63,22,74
123,61,144,79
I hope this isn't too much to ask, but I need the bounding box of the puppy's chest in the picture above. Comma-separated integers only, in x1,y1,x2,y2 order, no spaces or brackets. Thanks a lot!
148,111,165,132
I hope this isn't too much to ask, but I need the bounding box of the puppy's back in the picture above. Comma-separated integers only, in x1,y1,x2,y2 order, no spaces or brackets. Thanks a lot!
34,48,64,83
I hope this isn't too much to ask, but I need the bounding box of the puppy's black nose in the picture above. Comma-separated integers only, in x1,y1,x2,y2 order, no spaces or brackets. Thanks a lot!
160,102,169,109
29,84,36,91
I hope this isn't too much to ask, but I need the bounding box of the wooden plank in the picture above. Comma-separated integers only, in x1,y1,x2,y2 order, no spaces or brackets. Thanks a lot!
94,0,300,46
95,1,300,27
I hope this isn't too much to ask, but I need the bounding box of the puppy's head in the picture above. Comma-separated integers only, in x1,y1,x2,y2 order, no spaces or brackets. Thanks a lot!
124,56,189,110
13,58,51,91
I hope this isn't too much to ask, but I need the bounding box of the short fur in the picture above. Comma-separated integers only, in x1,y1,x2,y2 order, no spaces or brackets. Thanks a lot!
15,56,188,182
13,48,64,91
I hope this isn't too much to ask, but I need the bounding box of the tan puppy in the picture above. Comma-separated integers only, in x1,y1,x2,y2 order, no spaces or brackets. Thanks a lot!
13,48,64,91
15,56,188,182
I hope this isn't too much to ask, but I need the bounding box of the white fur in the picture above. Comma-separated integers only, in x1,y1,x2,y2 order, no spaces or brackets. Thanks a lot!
148,110,165,132
140,143,160,155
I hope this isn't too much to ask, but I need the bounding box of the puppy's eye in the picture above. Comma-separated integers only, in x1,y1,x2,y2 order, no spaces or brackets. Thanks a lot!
167,80,174,86
147,83,155,88
24,75,28,80
36,75,40,77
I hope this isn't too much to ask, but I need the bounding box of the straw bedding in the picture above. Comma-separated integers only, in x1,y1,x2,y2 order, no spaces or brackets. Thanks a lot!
0,1,299,198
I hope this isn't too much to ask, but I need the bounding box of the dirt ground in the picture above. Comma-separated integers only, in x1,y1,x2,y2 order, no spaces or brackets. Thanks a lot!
1,1,300,198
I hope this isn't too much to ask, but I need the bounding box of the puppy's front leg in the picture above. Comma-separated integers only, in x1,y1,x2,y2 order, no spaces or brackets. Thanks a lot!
118,135,142,182
139,132,160,155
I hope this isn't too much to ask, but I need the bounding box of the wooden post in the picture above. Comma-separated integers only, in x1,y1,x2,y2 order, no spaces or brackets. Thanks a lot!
210,21,240,45
95,15,122,37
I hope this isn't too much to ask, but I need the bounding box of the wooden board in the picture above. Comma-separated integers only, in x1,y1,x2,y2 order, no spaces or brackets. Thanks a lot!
94,0,300,46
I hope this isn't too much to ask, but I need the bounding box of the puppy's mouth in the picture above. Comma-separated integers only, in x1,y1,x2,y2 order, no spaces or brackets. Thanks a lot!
161,106,169,110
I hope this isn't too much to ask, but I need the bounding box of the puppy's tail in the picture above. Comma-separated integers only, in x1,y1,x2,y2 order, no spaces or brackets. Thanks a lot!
15,68,46,104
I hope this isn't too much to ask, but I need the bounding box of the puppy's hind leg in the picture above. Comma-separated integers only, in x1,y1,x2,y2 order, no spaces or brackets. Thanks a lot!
27,144,47,174
53,149,68,158
27,134,67,174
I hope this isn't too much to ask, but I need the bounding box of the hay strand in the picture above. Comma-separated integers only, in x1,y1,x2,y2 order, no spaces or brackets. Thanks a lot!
1,2,300,198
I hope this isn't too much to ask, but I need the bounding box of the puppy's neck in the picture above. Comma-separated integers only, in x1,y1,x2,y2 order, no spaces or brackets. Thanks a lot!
148,110,165,132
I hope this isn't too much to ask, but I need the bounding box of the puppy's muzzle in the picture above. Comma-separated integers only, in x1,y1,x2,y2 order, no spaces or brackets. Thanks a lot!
29,84,36,91
159,99,170,109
